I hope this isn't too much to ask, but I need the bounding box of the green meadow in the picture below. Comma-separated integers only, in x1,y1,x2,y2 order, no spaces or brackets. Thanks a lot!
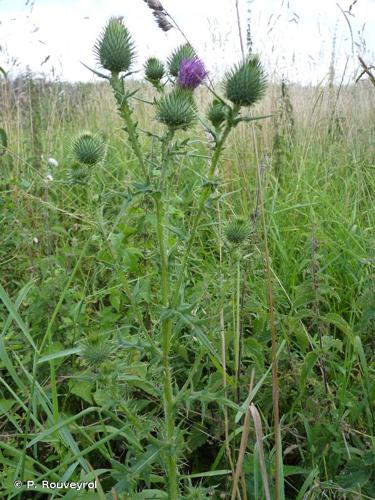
0,14,374,499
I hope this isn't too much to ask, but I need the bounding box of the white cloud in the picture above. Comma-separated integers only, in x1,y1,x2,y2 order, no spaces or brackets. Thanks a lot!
0,0,374,83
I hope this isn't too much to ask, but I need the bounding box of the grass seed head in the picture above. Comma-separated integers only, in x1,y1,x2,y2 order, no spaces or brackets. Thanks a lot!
144,0,164,11
153,11,173,32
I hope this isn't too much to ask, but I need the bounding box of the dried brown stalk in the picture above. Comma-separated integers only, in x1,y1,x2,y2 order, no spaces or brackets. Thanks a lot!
357,56,375,87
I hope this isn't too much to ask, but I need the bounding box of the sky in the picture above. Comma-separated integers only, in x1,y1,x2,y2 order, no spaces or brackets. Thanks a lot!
0,0,374,84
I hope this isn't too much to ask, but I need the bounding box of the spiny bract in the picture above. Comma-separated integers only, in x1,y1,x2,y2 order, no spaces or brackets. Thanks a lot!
224,218,250,245
71,133,105,166
156,89,196,129
225,56,267,107
94,17,135,74
144,57,165,83
168,43,195,77
80,335,115,366
207,99,228,128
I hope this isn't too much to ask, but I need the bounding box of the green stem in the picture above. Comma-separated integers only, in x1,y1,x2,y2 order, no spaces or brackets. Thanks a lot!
154,130,179,498
172,125,231,306
234,255,241,400
158,125,236,482
152,127,236,495
155,120,237,497
110,74,147,179
110,73,178,494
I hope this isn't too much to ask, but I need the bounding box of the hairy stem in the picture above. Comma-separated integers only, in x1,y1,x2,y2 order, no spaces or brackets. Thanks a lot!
234,254,241,402
110,74,147,178
154,130,179,498
172,123,233,305
218,203,234,477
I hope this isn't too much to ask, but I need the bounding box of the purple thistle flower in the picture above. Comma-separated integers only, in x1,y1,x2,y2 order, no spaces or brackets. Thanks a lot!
178,57,207,90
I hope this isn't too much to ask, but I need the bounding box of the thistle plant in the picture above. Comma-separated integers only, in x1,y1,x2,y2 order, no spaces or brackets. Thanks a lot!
177,57,207,89
71,132,105,166
225,217,250,246
225,56,267,107
94,17,135,74
83,14,267,498
168,44,196,77
88,17,146,178
68,132,105,188
144,56,165,90
156,89,196,129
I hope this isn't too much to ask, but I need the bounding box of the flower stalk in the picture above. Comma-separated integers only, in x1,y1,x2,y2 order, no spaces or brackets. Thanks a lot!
234,253,241,398
154,129,179,498
109,73,148,179
172,113,238,304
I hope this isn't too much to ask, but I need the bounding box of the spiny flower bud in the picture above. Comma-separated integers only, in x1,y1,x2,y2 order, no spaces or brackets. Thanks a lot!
224,56,267,107
80,335,114,366
71,133,105,166
224,218,250,245
168,43,195,77
94,17,135,74
207,99,228,128
156,89,196,130
144,57,165,84
178,57,207,90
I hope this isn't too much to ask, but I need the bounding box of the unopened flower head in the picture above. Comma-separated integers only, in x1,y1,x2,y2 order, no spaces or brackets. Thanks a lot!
144,57,165,84
178,58,207,90
207,99,228,128
94,17,135,74
224,56,267,107
71,133,105,166
225,218,250,245
168,43,195,77
156,88,196,130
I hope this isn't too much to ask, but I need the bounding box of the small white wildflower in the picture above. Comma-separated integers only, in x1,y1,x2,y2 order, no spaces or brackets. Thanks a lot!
46,174,53,182
33,237,39,244
47,157,59,167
